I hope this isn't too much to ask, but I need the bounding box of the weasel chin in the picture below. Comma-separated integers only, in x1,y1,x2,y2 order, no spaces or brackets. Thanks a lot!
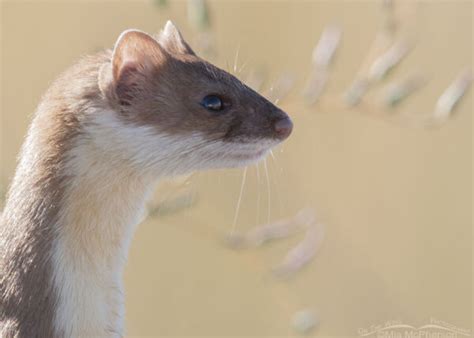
219,148,271,169
205,139,281,169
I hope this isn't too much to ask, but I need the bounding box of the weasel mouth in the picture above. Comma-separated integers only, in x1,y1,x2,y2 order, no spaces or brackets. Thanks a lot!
226,148,270,164
229,149,267,160
214,139,278,167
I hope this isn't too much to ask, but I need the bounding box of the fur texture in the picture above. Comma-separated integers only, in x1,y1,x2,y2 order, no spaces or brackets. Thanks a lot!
0,21,292,337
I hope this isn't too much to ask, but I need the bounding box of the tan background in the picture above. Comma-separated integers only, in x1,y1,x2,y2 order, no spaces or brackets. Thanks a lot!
1,1,472,337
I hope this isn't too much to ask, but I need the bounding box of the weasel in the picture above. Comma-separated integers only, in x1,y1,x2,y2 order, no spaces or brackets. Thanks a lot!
0,21,293,337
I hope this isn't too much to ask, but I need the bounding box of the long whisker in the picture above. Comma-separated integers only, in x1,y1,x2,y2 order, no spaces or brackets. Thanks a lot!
263,158,271,225
233,44,241,74
187,172,200,213
270,149,276,161
269,149,284,218
238,58,249,75
256,163,261,226
231,166,248,234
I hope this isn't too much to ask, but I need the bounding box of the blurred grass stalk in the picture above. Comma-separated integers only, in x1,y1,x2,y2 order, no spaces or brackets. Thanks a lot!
382,73,427,108
434,69,473,122
187,0,217,59
303,25,342,105
153,0,168,8
187,0,210,31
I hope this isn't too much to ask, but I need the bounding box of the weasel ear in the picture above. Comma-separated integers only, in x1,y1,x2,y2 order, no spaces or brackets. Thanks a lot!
158,20,196,56
110,29,167,105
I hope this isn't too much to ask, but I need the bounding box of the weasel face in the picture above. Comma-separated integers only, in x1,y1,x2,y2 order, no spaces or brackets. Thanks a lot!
99,21,292,175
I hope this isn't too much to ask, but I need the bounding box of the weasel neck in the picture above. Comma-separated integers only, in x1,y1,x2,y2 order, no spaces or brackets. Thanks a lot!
51,145,155,337
1,136,155,337
1,52,157,337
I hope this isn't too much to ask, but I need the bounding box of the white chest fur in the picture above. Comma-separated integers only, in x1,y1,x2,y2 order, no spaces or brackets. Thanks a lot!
51,173,151,337
50,122,155,337
48,110,220,336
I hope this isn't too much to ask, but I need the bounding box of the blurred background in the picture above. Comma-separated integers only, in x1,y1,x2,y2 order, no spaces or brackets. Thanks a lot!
1,0,472,337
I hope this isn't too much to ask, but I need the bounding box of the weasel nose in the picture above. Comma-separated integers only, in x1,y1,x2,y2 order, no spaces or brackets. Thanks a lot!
273,117,293,140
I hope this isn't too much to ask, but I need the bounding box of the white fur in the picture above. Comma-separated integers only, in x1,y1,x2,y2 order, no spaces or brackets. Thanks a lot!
51,109,278,336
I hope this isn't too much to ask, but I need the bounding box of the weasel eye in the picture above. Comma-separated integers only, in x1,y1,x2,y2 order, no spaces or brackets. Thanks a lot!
201,95,224,112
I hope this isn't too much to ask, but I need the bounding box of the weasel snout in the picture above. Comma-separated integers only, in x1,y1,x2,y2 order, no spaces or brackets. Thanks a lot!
273,116,293,140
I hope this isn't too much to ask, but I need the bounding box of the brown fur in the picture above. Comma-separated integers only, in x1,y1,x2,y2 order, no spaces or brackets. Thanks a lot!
0,24,292,337
0,52,109,338
100,29,289,144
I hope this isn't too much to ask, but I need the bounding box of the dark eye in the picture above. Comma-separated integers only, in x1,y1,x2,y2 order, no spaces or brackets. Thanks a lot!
201,95,224,112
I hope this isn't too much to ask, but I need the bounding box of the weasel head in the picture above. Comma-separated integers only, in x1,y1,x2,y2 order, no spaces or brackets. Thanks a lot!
98,21,293,176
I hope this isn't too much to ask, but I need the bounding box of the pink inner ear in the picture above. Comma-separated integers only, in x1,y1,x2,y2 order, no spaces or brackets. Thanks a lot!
114,62,141,106
111,30,168,105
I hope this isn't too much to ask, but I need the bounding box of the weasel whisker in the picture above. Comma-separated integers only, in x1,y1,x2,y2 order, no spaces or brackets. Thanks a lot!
233,44,241,75
269,149,276,161
256,163,261,227
238,58,249,75
263,158,271,225
231,166,248,234
268,150,284,217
